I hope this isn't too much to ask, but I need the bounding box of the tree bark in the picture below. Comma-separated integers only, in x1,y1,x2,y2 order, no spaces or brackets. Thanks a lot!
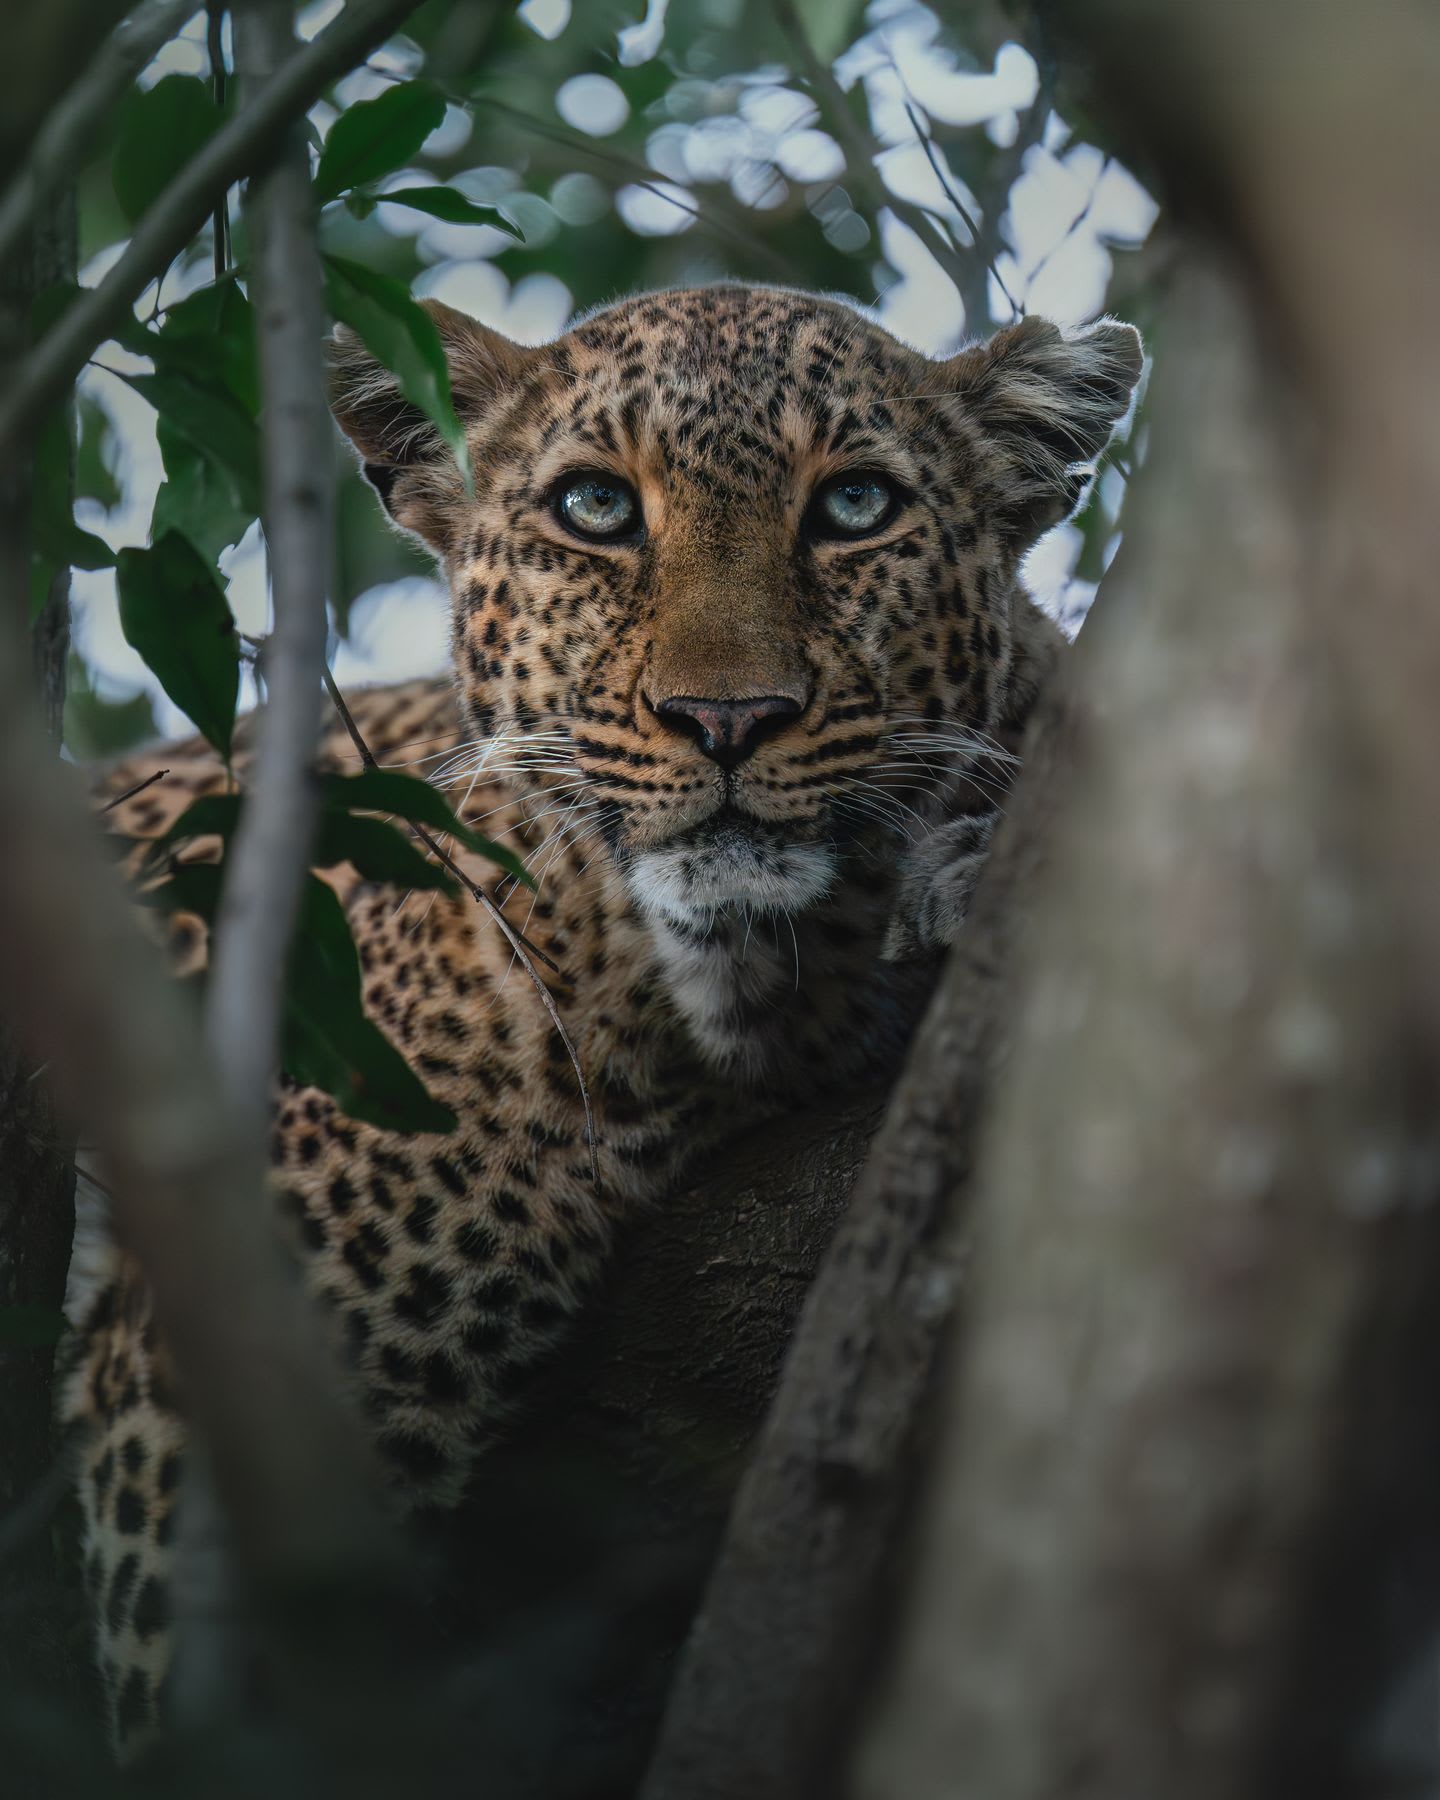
0,114,77,1704
429,1098,885,1799
637,644,1076,1800
854,251,1440,1800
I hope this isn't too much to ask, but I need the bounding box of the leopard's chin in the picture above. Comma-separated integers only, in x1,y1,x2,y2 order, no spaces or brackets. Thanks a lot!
625,817,837,928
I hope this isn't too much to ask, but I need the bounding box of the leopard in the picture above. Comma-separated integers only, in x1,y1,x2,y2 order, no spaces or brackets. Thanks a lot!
59,280,1141,1755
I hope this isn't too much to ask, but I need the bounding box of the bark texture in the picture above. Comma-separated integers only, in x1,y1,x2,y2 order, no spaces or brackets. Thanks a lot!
856,255,1440,1800
432,1099,885,1798
0,115,77,1705
638,652,1077,1800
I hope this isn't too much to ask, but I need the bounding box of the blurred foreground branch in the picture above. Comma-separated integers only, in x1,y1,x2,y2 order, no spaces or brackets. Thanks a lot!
849,0,1440,1787
0,81,79,1707
161,0,341,1729
0,465,402,1772
856,258,1440,1800
207,0,333,1131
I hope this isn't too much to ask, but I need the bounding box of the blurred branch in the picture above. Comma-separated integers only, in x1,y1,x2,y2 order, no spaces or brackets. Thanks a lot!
0,603,403,1713
1047,0,1440,1055
0,0,427,459
1,0,132,167
0,90,79,1694
206,0,331,1132
639,638,1072,1800
901,99,1016,324
0,0,405,1690
0,0,198,279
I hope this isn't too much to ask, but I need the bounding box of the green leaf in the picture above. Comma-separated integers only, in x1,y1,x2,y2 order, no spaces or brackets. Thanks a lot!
285,875,457,1133
314,79,447,204
111,279,259,414
113,76,221,223
311,812,460,892
0,1305,69,1350
123,370,263,517
76,395,121,510
155,279,260,414
358,185,523,237
152,792,459,895
142,860,458,1135
39,522,114,571
141,859,222,919
322,253,470,486
151,421,256,564
320,768,532,886
116,531,239,758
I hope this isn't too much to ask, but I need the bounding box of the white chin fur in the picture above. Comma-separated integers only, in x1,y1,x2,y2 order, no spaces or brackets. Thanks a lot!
627,825,837,928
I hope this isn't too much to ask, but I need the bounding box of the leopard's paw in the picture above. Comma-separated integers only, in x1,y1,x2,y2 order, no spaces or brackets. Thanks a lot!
881,812,996,962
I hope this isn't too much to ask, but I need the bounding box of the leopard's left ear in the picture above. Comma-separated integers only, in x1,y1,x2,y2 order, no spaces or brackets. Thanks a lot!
945,315,1143,541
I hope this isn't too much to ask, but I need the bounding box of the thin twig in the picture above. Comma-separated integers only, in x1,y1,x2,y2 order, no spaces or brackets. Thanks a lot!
0,0,197,277
902,100,1021,321
0,0,427,457
100,765,169,813
320,663,600,1187
772,0,994,322
208,0,230,280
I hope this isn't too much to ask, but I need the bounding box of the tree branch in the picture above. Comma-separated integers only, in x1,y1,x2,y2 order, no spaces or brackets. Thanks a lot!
0,0,426,459
638,633,1074,1800
1,0,132,169
0,75,79,1700
0,637,401,1696
158,0,340,1730
855,256,1440,1800
205,0,332,1130
0,0,199,279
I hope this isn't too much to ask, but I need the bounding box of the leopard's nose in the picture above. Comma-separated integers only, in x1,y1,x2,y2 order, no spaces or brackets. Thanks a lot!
653,694,803,769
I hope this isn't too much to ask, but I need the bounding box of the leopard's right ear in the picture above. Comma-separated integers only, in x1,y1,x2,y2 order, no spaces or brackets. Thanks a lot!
327,299,534,552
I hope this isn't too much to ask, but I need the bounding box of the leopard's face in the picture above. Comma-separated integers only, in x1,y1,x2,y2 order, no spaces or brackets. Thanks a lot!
331,285,1140,926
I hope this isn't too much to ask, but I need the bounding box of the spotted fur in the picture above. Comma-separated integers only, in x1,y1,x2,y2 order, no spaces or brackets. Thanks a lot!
61,282,1140,1752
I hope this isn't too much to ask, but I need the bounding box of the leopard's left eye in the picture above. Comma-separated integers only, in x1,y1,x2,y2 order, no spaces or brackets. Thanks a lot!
808,472,900,539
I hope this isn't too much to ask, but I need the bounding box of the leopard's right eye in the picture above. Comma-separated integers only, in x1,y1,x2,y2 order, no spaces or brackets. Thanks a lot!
554,473,641,541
